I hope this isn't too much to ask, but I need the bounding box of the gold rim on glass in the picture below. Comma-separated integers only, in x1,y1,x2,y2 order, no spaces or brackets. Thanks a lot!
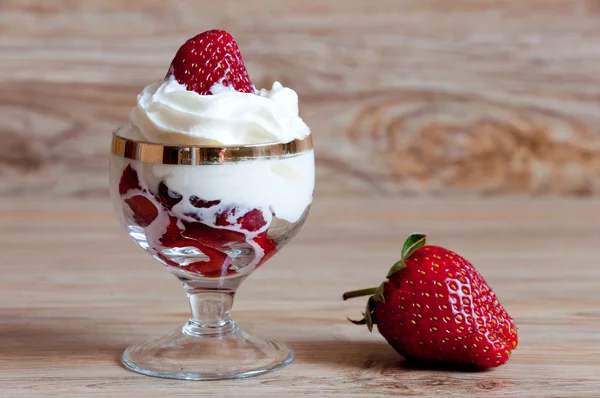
111,133,313,165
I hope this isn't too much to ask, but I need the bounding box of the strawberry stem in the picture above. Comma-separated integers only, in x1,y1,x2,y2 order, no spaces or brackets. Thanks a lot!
342,287,378,300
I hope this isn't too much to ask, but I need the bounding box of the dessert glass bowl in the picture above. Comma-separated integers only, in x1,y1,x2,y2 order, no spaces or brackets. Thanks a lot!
109,132,314,380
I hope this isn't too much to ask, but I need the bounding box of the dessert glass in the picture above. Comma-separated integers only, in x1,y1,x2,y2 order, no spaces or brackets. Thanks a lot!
109,133,314,380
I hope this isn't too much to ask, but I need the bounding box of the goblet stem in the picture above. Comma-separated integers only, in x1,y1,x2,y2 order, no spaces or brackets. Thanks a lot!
121,281,294,380
184,291,236,336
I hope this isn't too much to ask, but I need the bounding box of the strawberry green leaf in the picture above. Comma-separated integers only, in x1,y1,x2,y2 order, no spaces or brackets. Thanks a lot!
386,259,407,278
344,287,381,331
373,283,386,303
364,308,373,332
365,297,376,332
347,297,376,331
401,233,427,260
386,233,427,278
347,316,367,325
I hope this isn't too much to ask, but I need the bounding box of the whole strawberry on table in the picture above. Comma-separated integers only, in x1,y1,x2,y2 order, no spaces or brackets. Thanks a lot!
343,233,518,368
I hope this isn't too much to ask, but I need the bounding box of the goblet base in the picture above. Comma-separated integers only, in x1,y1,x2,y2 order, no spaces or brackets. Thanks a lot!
121,321,294,380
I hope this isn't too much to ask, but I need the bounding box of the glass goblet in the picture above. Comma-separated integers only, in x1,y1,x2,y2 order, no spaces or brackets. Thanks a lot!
109,132,314,380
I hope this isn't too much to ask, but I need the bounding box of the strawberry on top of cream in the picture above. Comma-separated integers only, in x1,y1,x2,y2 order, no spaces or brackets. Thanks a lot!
116,29,310,146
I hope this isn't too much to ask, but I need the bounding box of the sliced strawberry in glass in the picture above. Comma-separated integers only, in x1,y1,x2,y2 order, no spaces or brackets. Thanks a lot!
124,195,158,227
237,208,267,232
215,207,236,226
181,221,246,250
254,232,277,267
156,182,183,210
183,212,203,222
187,245,233,278
156,252,178,267
164,237,232,278
160,216,183,244
119,165,141,195
189,196,221,209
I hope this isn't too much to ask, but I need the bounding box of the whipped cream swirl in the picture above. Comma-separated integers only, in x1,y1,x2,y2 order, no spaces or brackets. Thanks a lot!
117,77,310,146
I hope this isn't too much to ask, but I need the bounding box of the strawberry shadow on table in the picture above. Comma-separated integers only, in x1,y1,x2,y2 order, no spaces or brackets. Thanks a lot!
289,339,489,373
287,339,512,395
0,314,126,364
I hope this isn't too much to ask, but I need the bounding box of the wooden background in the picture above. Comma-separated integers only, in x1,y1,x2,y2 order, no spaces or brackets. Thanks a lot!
2,0,600,197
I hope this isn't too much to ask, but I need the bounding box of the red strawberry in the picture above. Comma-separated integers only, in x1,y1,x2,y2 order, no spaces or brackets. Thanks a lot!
343,233,518,368
162,237,232,278
119,166,159,227
238,208,267,232
181,221,246,250
253,232,277,267
119,164,141,195
159,216,183,244
124,195,158,227
215,207,236,227
189,196,221,209
186,244,232,278
166,30,254,95
156,181,182,210
213,207,267,231
156,253,178,268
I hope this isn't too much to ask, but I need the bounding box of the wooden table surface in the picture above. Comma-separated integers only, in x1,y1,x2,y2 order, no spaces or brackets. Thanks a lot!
1,197,599,397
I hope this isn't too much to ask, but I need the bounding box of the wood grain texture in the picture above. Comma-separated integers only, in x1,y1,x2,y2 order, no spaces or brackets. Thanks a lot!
1,0,600,197
1,198,599,397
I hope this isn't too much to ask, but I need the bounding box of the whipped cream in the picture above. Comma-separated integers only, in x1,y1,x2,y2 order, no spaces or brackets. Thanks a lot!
117,77,310,146
111,151,315,225
153,152,314,224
